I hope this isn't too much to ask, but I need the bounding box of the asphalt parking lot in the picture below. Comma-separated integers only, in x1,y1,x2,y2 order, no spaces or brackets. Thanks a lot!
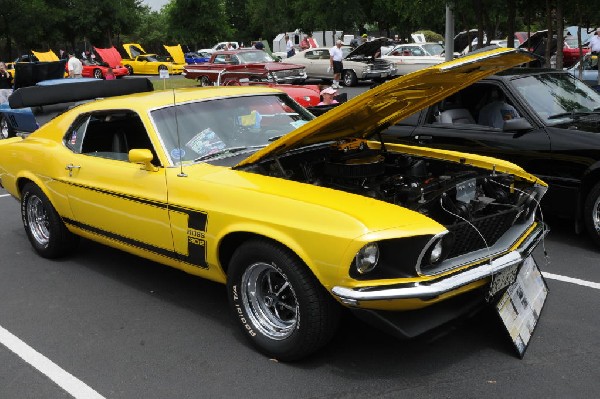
1,81,599,399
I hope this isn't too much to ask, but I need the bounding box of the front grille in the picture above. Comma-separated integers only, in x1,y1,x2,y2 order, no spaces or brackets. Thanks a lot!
446,207,519,259
371,59,392,72
274,69,303,78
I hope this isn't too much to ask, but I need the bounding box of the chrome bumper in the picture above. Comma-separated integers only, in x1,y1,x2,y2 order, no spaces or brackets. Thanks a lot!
331,222,546,304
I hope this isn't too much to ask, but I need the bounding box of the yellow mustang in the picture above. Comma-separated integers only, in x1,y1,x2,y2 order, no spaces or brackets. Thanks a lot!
122,43,183,75
0,49,547,361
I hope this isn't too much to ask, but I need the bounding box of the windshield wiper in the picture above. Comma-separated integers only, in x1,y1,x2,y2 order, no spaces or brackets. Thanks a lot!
547,111,593,120
194,145,264,162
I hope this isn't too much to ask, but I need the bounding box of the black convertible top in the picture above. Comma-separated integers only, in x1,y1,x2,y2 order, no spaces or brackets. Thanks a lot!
8,78,154,109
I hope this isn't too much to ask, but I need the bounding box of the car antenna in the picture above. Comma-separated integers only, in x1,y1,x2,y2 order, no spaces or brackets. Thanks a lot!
173,89,187,177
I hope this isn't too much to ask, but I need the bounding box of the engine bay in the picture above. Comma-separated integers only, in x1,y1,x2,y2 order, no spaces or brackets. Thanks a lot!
243,139,538,229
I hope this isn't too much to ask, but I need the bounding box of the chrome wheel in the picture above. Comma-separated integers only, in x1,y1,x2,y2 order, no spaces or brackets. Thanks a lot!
240,262,298,340
199,76,211,86
26,194,50,246
1,116,13,139
93,69,103,79
592,195,600,234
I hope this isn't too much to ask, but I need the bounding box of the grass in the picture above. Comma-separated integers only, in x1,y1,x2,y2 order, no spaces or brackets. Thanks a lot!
151,77,199,91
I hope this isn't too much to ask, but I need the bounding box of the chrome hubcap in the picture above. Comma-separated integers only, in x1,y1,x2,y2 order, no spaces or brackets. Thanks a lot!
241,262,298,340
1,119,8,139
26,195,50,245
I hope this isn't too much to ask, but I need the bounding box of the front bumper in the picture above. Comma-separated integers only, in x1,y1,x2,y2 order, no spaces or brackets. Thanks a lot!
270,71,307,83
362,70,392,79
332,222,546,305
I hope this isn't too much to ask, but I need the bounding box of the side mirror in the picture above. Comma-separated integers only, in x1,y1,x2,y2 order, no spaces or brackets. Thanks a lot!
503,117,532,132
129,149,157,171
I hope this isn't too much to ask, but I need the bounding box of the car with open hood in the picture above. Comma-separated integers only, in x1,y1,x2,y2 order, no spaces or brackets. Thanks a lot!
121,43,184,75
282,38,395,86
382,67,600,247
85,47,129,79
0,48,548,361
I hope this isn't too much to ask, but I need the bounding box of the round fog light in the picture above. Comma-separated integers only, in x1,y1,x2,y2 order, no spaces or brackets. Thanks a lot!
355,243,380,274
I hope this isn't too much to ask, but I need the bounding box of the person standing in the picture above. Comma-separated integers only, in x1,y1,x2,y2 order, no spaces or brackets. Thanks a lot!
300,35,310,51
0,62,13,104
67,53,83,78
105,67,116,80
285,35,295,58
329,40,344,88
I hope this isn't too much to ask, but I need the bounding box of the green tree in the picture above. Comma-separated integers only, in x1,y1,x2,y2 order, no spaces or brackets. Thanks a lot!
166,0,232,49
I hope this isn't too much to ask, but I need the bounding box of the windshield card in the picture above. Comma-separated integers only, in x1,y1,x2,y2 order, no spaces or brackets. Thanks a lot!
493,255,548,358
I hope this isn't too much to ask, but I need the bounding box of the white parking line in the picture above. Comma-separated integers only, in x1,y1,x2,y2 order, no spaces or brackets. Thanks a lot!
543,272,600,290
0,325,105,399
0,193,10,198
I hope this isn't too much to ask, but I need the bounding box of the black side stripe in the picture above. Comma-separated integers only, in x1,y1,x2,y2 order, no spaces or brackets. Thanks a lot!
63,218,208,269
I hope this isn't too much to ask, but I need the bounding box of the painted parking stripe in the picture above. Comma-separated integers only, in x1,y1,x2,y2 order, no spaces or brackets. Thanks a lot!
0,193,10,198
0,325,105,399
543,272,600,290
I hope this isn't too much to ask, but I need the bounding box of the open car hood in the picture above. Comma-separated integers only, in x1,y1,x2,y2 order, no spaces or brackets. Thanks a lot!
236,48,536,168
31,50,59,62
122,43,146,58
163,44,185,64
345,37,391,59
94,47,122,67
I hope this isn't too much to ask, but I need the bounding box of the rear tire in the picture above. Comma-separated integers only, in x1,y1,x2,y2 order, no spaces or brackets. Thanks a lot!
583,182,600,248
93,69,103,79
0,115,16,139
124,65,133,75
199,76,211,86
21,183,78,258
226,239,340,361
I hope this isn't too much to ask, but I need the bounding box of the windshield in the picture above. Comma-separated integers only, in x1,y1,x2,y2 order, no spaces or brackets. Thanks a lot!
512,73,600,124
422,44,444,56
237,51,275,63
151,94,314,165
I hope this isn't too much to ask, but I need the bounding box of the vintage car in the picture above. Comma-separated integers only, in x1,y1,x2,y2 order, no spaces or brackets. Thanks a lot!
183,49,307,86
382,43,446,76
283,38,394,86
186,52,210,64
81,47,129,79
382,67,600,247
0,49,548,361
198,41,240,55
122,43,184,75
568,54,599,86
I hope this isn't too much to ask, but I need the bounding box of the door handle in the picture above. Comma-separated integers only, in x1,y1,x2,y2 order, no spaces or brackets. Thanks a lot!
65,164,81,177
414,135,433,142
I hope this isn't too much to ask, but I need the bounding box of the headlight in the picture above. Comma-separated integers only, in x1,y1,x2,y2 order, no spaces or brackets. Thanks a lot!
429,239,444,264
355,243,380,274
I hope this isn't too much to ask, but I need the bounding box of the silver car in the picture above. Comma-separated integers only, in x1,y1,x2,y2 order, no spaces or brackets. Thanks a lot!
282,38,394,86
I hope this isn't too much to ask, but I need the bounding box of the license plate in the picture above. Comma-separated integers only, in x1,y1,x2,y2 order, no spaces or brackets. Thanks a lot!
488,263,519,298
494,256,548,358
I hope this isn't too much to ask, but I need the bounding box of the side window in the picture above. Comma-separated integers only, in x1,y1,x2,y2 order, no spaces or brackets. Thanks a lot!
64,111,160,165
213,55,226,64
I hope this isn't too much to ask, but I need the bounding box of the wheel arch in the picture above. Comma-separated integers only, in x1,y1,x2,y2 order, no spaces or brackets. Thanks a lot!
15,175,71,219
218,230,325,285
578,163,600,218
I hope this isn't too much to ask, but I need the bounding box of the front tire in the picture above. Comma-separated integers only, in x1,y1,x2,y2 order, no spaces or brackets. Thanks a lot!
0,115,16,139
342,70,357,87
21,183,78,258
93,69,103,79
124,65,133,75
583,182,600,247
158,64,168,73
227,239,340,361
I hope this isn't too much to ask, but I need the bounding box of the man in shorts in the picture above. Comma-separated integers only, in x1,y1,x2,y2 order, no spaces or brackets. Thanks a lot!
329,40,344,88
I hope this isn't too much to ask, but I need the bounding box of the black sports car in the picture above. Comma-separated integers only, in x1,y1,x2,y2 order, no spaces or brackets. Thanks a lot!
382,68,600,247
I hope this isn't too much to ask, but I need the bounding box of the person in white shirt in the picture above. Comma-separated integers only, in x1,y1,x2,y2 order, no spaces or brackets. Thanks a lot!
285,35,295,57
589,28,600,54
67,53,83,78
329,40,344,89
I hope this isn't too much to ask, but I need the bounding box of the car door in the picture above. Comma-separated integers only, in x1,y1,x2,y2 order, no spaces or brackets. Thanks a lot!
383,82,553,181
61,111,174,258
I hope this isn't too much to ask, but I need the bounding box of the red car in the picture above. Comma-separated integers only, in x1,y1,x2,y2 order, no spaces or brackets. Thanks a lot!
183,49,307,86
80,47,130,79
562,36,590,67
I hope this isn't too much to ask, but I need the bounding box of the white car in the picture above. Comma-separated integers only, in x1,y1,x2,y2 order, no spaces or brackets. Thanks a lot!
568,54,599,86
382,43,446,76
281,38,394,86
198,42,240,55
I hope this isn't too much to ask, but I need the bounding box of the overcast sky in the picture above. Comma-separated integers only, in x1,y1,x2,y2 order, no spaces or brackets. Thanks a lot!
142,0,169,11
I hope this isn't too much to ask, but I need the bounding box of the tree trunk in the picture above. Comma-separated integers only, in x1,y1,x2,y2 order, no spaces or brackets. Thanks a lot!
555,0,563,69
544,0,552,68
507,0,516,48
